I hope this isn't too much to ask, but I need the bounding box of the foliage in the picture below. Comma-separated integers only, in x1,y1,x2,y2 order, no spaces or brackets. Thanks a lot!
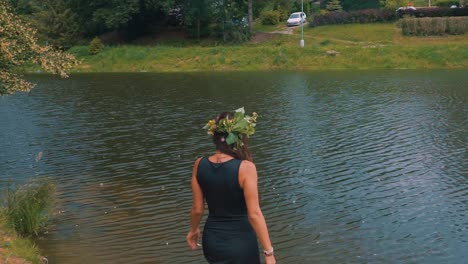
433,0,462,7
0,1,78,95
16,0,82,48
0,212,41,264
203,107,258,147
3,178,55,237
183,0,211,39
261,10,281,25
326,0,343,11
67,23,468,72
225,26,251,43
291,0,310,15
380,0,409,9
89,37,105,55
311,9,396,27
397,7,468,18
62,0,176,39
342,0,381,11
400,16,468,35
310,1,321,14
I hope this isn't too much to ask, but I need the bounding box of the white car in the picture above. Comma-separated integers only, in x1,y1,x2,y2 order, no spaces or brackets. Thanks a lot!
396,6,416,11
287,12,306,27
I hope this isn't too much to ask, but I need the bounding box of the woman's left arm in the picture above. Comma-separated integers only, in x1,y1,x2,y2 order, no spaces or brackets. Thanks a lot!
187,158,204,250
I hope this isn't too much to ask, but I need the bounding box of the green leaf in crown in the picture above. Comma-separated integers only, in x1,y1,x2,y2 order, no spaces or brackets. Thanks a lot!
203,107,258,148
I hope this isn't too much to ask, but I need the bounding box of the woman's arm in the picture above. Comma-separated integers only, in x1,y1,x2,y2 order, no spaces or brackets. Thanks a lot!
187,157,204,250
240,161,276,263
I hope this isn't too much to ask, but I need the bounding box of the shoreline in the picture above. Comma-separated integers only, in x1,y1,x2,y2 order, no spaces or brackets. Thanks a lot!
0,221,42,264
60,23,468,73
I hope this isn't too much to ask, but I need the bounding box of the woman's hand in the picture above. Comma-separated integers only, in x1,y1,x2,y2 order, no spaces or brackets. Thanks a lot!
265,255,276,264
186,228,200,250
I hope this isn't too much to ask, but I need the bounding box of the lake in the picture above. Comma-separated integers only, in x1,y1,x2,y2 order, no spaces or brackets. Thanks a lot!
0,71,467,263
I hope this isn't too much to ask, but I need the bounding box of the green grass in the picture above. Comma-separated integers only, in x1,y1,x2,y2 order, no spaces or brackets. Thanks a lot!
0,178,54,263
3,179,55,237
66,23,468,72
0,212,42,263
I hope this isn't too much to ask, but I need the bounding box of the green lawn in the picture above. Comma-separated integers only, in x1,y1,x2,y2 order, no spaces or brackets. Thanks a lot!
68,23,468,72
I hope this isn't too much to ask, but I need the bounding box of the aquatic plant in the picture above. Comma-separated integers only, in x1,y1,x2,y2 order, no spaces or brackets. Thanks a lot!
3,179,55,237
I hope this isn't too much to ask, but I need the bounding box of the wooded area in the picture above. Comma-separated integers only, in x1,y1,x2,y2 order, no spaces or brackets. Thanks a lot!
6,0,399,46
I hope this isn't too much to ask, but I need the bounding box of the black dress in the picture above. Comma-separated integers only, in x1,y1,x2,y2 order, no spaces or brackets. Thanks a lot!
196,157,261,264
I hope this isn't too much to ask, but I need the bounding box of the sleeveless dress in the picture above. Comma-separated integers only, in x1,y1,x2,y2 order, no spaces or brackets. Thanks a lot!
196,157,261,264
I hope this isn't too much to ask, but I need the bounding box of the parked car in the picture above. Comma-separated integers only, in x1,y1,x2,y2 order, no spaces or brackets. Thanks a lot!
396,6,416,12
287,12,306,27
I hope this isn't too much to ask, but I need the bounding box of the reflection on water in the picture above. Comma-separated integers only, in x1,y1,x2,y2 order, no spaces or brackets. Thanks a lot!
0,71,467,263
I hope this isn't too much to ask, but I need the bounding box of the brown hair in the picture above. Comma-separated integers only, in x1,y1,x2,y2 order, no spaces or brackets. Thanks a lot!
213,112,253,161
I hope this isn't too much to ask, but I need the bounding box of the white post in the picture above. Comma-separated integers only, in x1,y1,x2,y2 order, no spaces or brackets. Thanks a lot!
300,0,305,47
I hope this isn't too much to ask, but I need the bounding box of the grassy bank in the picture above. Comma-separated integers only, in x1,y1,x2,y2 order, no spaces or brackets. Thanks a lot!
68,23,468,72
0,179,55,264
0,213,41,264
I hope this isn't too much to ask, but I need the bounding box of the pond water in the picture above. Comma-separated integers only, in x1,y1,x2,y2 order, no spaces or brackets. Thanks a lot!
0,71,467,264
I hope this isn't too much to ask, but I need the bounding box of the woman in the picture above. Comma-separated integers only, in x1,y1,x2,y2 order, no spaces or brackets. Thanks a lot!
187,108,276,264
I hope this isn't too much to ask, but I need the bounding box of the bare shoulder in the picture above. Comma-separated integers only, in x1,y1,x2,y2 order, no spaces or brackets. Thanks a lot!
240,160,257,173
192,157,203,170
194,157,203,165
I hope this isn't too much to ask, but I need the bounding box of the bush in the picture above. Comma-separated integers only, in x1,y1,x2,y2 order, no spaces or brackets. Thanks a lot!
310,9,396,27
3,179,55,236
226,26,251,43
310,2,321,14
397,7,468,18
400,16,468,35
433,0,460,7
261,10,281,25
89,37,105,55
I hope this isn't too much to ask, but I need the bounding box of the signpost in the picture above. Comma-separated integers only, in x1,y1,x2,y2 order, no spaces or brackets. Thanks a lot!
300,0,305,47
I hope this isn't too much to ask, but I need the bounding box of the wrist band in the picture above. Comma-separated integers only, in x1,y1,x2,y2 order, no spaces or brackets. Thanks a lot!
263,247,274,257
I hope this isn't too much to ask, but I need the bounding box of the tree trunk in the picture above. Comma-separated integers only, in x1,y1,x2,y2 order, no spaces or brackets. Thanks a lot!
248,0,253,35
197,17,200,40
197,11,200,40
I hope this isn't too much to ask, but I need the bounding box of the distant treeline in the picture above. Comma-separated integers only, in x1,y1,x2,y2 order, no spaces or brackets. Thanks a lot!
5,0,384,46
7,0,466,46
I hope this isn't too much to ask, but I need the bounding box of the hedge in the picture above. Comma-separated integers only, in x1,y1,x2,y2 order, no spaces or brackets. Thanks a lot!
433,0,462,7
397,7,468,18
400,16,468,35
310,9,396,27
261,10,281,25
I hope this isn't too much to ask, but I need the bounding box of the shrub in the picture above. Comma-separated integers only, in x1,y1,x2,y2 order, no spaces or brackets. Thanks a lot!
400,16,468,35
433,0,460,7
89,37,105,55
397,7,468,18
310,9,396,27
3,179,55,236
326,0,343,12
261,10,281,25
311,2,321,14
226,27,250,43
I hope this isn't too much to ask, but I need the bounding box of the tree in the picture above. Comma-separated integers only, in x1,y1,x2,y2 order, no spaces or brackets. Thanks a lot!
380,0,409,9
326,0,343,11
248,0,253,34
64,0,175,39
184,0,211,39
342,0,380,10
0,1,78,95
27,0,81,48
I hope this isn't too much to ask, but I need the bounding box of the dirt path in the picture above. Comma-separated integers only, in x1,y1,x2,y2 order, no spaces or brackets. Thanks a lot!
250,25,304,44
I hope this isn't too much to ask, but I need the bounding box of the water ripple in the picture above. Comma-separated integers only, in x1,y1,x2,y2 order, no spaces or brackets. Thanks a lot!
0,71,466,264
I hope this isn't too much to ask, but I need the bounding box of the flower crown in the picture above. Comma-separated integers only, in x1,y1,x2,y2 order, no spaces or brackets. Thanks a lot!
203,107,258,148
